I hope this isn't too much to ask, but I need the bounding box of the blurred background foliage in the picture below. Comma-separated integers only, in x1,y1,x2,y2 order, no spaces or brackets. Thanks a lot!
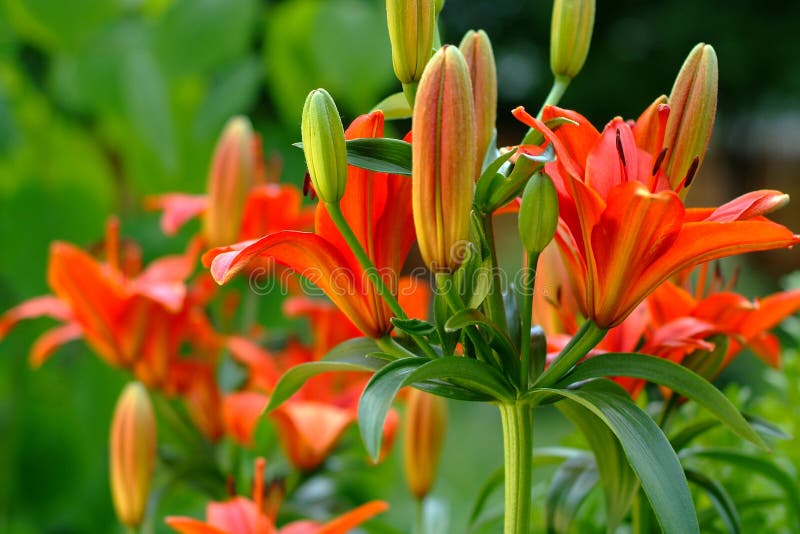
0,0,799,532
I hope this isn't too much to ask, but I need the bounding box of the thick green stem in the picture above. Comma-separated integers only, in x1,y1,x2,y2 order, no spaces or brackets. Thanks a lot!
534,321,607,388
325,202,438,359
499,402,533,534
518,252,539,390
479,213,509,333
521,75,571,144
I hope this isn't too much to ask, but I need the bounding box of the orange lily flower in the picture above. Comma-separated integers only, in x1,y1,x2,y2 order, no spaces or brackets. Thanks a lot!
166,458,388,534
0,218,227,438
514,104,799,328
205,111,416,338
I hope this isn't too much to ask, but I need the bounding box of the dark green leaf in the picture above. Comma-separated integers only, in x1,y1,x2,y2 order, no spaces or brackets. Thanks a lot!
293,137,412,175
391,317,436,336
556,352,767,449
546,455,599,534
685,468,741,534
528,382,699,534
265,338,387,411
670,418,721,451
444,308,519,376
744,413,792,440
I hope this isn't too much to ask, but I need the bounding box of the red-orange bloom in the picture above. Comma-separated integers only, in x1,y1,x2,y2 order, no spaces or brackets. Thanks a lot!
514,104,799,328
205,111,416,338
166,458,388,534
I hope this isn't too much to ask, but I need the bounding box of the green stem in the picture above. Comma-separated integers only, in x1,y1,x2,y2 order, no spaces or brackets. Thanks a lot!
436,272,496,365
534,321,607,388
325,202,438,359
521,75,571,144
518,252,539,390
499,402,533,534
376,335,419,359
632,489,654,534
402,82,418,108
479,213,509,333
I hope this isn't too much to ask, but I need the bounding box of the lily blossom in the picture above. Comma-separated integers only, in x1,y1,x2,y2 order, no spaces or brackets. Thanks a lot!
166,458,388,534
514,104,799,328
205,111,416,338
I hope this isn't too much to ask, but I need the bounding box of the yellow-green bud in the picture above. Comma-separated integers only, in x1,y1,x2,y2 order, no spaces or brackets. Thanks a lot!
550,0,595,79
109,382,157,528
434,0,445,15
459,29,497,176
412,45,476,272
386,0,435,84
518,172,559,255
662,43,718,193
403,389,447,499
301,88,348,204
204,116,255,247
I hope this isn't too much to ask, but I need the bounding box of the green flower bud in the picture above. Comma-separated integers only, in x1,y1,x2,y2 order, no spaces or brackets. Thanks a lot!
460,29,497,176
550,0,595,80
301,88,348,204
518,172,559,255
386,0,435,84
662,43,718,193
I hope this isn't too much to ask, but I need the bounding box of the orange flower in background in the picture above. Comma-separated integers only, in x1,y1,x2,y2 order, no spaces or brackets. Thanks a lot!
515,104,799,328
206,111,417,338
166,457,388,534
0,218,227,438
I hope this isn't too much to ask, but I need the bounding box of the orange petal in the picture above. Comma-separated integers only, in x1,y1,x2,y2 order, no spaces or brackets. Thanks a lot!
0,295,71,339
30,323,83,367
317,501,390,534
632,96,669,156
165,517,229,534
240,184,314,241
145,194,208,236
542,105,600,174
270,401,354,470
705,190,790,222
223,392,268,447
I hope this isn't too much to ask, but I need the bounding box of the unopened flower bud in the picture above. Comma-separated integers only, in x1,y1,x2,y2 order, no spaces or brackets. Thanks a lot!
518,172,559,255
110,382,157,528
662,43,718,193
434,0,445,15
386,0,435,85
550,0,595,80
301,88,348,204
460,29,497,176
403,389,447,499
204,116,255,247
412,45,476,272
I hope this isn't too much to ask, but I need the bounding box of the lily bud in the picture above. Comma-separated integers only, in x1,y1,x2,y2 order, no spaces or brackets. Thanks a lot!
403,389,447,500
550,0,595,80
459,29,497,175
204,116,255,247
662,43,718,192
386,0,435,84
301,88,348,204
518,172,559,255
109,382,157,528
434,0,445,15
412,45,476,272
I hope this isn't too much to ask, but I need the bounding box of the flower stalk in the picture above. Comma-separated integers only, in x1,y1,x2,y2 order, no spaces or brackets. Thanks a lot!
499,402,533,534
534,321,608,388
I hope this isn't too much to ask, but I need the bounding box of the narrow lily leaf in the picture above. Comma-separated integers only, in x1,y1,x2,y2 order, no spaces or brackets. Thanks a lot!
680,448,800,530
670,418,721,451
444,308,519,376
294,137,413,175
359,357,430,460
434,289,458,356
265,338,386,411
390,317,437,336
557,399,638,531
744,413,792,440
546,455,599,534
528,382,700,534
556,352,767,449
413,380,493,402
371,91,412,119
684,468,741,534
359,356,515,460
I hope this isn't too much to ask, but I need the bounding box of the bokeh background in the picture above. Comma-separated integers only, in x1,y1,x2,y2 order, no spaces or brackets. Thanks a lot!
1,0,799,532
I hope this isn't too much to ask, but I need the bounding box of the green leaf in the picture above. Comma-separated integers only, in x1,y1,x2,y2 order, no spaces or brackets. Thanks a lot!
371,92,412,120
557,400,639,531
670,418,721,451
546,454,599,534
265,338,387,411
444,308,519,376
390,317,436,336
680,448,800,531
684,468,741,534
358,357,429,460
293,137,412,175
528,381,700,534
744,413,792,440
556,352,767,449
359,355,515,460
